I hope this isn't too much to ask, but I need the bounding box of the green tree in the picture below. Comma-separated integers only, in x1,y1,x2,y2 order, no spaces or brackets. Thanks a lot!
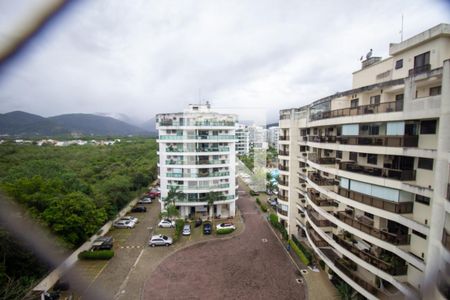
336,281,353,300
206,191,221,218
164,185,184,207
160,204,180,220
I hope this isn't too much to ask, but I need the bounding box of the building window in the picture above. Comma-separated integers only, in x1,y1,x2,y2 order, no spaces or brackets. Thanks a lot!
336,151,342,159
349,152,357,161
395,59,403,69
420,120,437,134
367,154,377,165
370,95,380,105
412,230,427,240
429,86,441,96
415,194,430,205
351,99,359,108
418,158,433,170
368,125,379,135
364,212,374,219
395,94,404,101
414,51,430,68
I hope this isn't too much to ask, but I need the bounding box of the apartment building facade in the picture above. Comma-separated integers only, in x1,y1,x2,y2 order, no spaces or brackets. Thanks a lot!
278,24,450,299
268,126,279,148
236,123,250,155
156,104,238,218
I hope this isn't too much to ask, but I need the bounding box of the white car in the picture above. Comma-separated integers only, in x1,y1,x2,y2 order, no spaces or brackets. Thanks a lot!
149,234,173,247
158,219,175,228
120,216,138,224
113,220,135,229
182,224,191,236
138,197,152,204
216,223,236,230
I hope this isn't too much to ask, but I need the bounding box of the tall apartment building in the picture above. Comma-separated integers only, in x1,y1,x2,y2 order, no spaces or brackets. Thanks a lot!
249,124,268,149
236,123,250,155
156,103,238,218
278,24,450,299
267,126,279,148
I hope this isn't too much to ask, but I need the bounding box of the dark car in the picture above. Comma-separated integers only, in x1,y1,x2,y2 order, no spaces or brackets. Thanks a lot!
203,222,212,235
91,236,113,250
131,206,147,213
195,218,203,228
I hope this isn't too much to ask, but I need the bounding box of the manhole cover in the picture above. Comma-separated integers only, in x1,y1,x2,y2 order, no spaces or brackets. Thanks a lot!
261,238,268,243
296,278,303,284
300,269,308,275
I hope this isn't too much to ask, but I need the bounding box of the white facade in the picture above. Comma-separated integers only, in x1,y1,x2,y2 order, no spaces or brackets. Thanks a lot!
156,104,238,218
235,123,250,155
279,24,450,300
267,126,279,148
248,125,268,149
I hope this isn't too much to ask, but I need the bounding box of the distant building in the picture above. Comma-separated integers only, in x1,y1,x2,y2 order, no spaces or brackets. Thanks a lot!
267,126,279,148
248,125,268,150
156,104,238,218
235,124,250,155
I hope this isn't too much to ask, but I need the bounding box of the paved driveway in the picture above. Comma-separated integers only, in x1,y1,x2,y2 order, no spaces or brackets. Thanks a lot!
142,188,305,300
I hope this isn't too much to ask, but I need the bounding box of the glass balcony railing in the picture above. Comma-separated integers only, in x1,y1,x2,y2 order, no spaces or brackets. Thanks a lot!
165,171,230,178
161,194,236,203
165,159,229,165
167,183,230,191
159,135,235,140
165,147,230,153
158,120,236,127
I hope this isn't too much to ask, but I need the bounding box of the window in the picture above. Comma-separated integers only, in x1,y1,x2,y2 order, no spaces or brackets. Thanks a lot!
351,99,359,108
420,120,437,134
412,230,427,240
368,125,379,135
429,86,441,96
395,94,404,101
336,151,342,159
364,212,374,219
349,152,357,161
415,194,430,205
418,158,433,170
370,95,380,105
414,51,430,68
367,154,377,165
395,59,403,69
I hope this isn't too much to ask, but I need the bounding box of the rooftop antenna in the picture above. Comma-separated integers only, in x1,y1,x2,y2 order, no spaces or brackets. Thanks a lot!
400,14,404,42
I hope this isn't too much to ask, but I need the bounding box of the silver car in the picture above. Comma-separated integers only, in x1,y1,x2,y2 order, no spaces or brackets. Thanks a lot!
149,234,173,247
182,224,191,236
113,220,134,229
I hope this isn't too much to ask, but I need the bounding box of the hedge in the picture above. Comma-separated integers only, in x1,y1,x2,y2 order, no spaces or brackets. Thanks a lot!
256,197,261,205
291,235,313,262
289,239,310,265
260,204,268,213
78,250,114,260
173,219,185,242
268,213,288,240
216,228,235,235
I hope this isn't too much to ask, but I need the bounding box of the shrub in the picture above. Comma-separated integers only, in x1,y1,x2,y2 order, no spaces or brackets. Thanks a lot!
319,259,325,270
256,197,261,205
260,204,268,213
268,213,287,240
289,239,310,265
78,250,114,260
173,219,185,242
269,213,278,226
216,228,235,235
291,235,313,262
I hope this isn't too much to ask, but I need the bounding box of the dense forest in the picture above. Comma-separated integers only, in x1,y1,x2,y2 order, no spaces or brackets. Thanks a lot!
0,138,158,299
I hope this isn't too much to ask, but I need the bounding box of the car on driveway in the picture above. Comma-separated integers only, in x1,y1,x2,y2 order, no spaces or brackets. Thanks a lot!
91,236,113,250
194,218,202,227
131,206,147,213
203,222,212,235
158,219,175,228
120,216,138,224
149,234,173,247
267,198,277,208
138,197,152,204
182,224,191,236
147,188,160,199
113,220,134,229
216,223,236,230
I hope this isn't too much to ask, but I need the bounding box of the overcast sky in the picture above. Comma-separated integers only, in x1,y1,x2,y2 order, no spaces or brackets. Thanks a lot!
0,0,448,125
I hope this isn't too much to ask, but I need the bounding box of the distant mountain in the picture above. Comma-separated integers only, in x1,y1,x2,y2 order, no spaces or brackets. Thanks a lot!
140,117,156,134
0,111,151,137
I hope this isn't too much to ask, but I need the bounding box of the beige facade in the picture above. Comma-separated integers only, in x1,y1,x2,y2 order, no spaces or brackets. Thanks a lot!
278,24,450,299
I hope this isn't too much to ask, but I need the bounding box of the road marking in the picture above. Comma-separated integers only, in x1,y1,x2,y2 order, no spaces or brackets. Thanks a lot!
114,248,145,299
261,238,268,243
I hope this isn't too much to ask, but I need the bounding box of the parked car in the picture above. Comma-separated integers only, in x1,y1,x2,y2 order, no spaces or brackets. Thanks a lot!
267,198,277,208
91,236,113,250
120,216,138,224
147,188,161,199
138,197,152,204
131,206,147,213
203,222,212,235
194,218,203,228
149,234,173,247
158,219,175,228
113,220,134,229
182,224,191,236
216,223,236,230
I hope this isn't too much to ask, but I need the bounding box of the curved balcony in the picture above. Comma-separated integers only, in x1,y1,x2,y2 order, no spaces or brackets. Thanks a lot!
308,172,338,187
308,135,337,143
159,135,235,141
165,171,230,178
309,156,336,165
278,180,289,187
165,146,230,153
338,187,413,214
339,161,416,181
307,209,335,228
307,189,338,207
277,207,288,216
278,164,289,171
337,135,418,148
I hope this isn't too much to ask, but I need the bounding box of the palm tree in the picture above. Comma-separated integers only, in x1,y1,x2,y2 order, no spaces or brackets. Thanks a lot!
206,191,221,219
164,185,184,207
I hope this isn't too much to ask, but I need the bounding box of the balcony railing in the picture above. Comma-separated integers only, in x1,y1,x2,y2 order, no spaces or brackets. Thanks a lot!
408,64,431,76
158,120,235,127
166,159,229,165
339,161,416,181
279,136,290,141
309,156,336,165
307,136,337,143
337,135,418,147
159,135,235,140
278,150,290,156
442,229,450,251
277,208,288,216
161,194,236,203
338,187,413,214
308,210,335,227
166,171,230,178
278,165,289,171
279,180,289,187
335,211,410,245
308,189,339,207
307,225,329,248
308,173,338,187
278,194,289,201
310,100,403,121
167,183,230,191
334,258,380,296
332,234,408,276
